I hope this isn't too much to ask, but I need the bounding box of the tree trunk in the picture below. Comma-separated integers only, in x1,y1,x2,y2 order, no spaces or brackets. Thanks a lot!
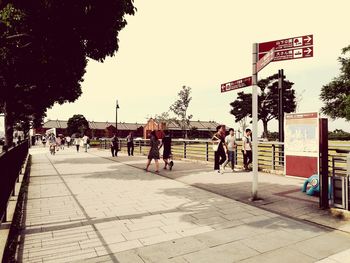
4,102,14,149
262,120,268,139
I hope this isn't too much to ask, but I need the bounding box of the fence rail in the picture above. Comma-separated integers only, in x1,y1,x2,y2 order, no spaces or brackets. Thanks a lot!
0,140,29,223
99,139,350,175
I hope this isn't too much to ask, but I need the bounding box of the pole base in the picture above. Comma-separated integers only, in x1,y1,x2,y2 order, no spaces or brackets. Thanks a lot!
249,196,264,202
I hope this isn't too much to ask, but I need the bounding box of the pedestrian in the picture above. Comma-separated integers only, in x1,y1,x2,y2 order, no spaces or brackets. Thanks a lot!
82,134,89,152
42,136,47,147
61,137,65,150
159,130,173,170
242,128,253,171
223,128,237,172
110,135,119,157
48,134,56,155
212,125,227,173
66,136,71,148
126,132,134,156
75,136,81,152
145,131,160,173
55,136,61,152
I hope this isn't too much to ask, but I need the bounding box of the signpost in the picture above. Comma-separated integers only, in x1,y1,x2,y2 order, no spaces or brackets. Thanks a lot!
221,77,252,93
220,33,314,201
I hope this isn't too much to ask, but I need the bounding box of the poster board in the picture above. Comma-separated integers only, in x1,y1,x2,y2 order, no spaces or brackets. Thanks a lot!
284,112,319,178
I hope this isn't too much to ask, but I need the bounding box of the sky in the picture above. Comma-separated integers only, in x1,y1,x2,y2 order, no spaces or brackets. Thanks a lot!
45,0,350,135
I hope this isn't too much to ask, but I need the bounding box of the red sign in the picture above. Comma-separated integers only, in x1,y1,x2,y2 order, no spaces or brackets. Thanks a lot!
285,112,318,119
257,48,275,72
258,46,313,61
274,47,313,61
221,76,252,93
259,34,313,54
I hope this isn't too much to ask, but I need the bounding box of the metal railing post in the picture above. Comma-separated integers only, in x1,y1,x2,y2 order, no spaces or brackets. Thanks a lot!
184,142,187,159
139,140,142,154
206,142,209,161
272,144,276,170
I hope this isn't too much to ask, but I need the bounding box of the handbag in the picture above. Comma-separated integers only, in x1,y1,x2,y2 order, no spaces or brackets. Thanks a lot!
212,135,220,151
212,142,219,152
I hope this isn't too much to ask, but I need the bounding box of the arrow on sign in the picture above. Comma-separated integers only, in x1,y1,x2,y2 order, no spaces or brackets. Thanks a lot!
304,47,312,55
304,35,312,43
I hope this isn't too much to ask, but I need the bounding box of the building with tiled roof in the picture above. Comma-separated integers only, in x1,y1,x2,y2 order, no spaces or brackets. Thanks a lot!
35,120,144,138
143,118,223,139
35,118,227,139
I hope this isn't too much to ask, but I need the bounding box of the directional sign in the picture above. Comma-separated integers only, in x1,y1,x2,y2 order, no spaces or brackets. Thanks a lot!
258,46,313,61
257,48,275,72
273,47,313,61
259,34,313,54
221,76,252,93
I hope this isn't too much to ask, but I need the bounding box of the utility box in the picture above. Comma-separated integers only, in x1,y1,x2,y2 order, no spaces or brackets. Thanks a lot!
331,153,350,210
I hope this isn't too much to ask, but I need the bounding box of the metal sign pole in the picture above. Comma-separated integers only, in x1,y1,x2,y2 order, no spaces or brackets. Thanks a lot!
252,43,259,200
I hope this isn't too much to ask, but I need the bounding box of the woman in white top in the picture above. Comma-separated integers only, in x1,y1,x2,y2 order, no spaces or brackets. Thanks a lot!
242,128,252,171
75,137,81,152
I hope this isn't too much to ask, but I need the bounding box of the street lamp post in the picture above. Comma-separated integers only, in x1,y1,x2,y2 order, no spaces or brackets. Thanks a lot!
116,100,120,136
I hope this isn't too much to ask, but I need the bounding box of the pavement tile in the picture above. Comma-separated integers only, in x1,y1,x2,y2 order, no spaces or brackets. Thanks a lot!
289,231,350,260
183,241,260,263
139,232,182,246
137,236,207,261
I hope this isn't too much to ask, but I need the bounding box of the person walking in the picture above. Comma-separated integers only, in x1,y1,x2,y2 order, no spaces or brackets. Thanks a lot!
212,125,227,173
126,132,134,156
60,137,65,150
66,136,71,148
55,136,61,152
145,131,160,173
82,134,89,152
48,134,56,155
242,128,253,171
159,130,173,170
42,136,47,147
223,128,237,172
110,135,119,157
75,136,81,152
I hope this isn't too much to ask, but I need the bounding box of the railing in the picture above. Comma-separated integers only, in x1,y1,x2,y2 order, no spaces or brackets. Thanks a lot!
99,138,285,170
0,140,29,223
99,139,350,174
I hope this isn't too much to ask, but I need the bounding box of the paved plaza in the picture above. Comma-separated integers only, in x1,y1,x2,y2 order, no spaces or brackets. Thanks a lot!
13,147,350,262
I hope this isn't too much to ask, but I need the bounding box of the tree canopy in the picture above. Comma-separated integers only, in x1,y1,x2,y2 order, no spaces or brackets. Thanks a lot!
67,114,89,137
0,0,136,146
320,45,350,121
230,73,296,138
170,86,193,138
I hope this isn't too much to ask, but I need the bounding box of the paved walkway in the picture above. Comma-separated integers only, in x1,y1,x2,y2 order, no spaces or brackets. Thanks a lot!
15,147,350,262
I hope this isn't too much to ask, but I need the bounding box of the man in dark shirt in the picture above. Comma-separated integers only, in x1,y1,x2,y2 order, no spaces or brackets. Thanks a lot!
159,130,173,170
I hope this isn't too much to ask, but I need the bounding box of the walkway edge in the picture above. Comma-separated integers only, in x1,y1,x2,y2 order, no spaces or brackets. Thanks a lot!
1,154,31,263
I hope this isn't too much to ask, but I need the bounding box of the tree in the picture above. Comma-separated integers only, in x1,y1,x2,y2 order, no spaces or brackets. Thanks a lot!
67,115,89,137
154,112,175,129
320,45,350,121
170,86,193,138
230,73,296,138
0,1,136,147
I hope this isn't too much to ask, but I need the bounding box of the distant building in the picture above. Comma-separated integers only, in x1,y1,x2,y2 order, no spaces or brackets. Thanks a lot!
143,118,222,139
35,120,144,138
35,119,227,139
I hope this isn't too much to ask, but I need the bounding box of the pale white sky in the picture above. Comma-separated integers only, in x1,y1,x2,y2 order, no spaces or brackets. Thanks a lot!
46,0,350,134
